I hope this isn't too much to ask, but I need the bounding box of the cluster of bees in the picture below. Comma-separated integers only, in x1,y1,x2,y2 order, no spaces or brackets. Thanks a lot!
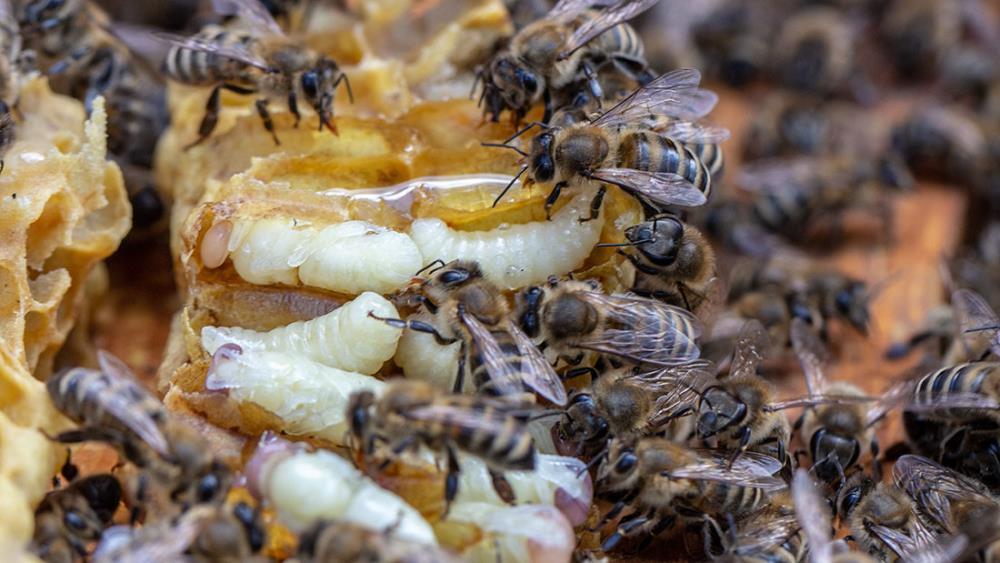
5,0,999,561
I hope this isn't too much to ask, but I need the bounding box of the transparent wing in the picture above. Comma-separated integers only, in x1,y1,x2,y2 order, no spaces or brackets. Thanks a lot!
954,288,1000,357
627,361,713,423
575,292,702,366
152,30,271,70
904,392,1000,413
461,312,526,398
509,322,568,406
866,379,913,427
561,0,660,58
589,168,708,208
868,518,940,561
212,0,284,34
95,353,172,457
767,393,877,412
654,119,731,145
729,320,769,381
548,0,618,20
671,450,787,491
893,454,997,534
792,470,833,563
730,512,801,557
790,318,828,395
592,69,719,127
406,402,523,436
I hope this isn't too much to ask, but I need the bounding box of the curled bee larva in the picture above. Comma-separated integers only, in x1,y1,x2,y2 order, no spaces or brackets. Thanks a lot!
245,433,436,544
446,503,576,563
205,344,386,444
204,217,423,295
201,291,402,375
408,190,604,290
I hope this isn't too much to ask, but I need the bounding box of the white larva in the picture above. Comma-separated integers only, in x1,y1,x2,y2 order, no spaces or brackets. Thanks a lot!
447,503,575,563
202,291,401,375
246,435,437,545
224,218,423,294
408,190,604,290
204,345,385,444
394,312,463,391
456,454,592,527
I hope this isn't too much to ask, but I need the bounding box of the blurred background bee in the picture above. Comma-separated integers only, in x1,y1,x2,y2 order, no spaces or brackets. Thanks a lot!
294,519,464,563
478,0,658,123
30,474,122,562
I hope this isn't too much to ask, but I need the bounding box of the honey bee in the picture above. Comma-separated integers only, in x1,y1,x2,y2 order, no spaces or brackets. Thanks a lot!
792,469,873,563
742,94,831,161
491,69,726,216
595,436,786,551
894,455,1000,562
790,319,888,483
515,276,702,368
890,105,988,191
347,379,537,515
159,0,350,148
294,519,464,563
30,474,122,563
616,214,718,312
373,260,568,405
898,361,1000,424
48,352,232,518
773,6,855,96
954,288,1000,361
835,472,942,562
703,496,805,563
478,0,658,123
880,0,961,80
92,502,266,563
554,362,709,456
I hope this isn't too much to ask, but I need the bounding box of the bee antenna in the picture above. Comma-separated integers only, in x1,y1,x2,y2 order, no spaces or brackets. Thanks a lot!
480,141,528,156
966,324,1000,333
415,259,447,277
335,73,354,104
527,409,564,421
492,166,527,208
503,121,550,145
577,445,608,477
595,238,653,248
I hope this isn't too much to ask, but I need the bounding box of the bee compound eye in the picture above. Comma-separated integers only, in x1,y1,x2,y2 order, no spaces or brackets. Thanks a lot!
197,473,221,502
439,269,469,285
64,511,87,531
301,71,319,99
615,452,637,473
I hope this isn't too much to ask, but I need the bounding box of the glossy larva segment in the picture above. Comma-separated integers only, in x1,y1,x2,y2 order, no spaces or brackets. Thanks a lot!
202,292,401,374
226,218,423,294
409,191,603,290
255,447,436,544
447,503,575,563
394,313,463,391
205,347,385,443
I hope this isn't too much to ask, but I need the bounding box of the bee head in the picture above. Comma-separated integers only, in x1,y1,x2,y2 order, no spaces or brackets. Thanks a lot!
557,392,608,445
834,281,870,334
529,131,556,183
696,386,747,438
490,55,542,113
626,216,685,266
73,474,123,524
347,390,377,440
300,58,346,132
835,475,873,518
596,441,640,496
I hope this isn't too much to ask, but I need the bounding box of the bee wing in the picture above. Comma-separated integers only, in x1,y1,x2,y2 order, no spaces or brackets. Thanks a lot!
767,394,877,412
730,513,802,557
630,362,713,422
575,292,702,366
867,519,943,562
670,452,787,492
559,0,659,59
548,0,619,20
729,320,769,381
211,0,284,35
893,455,997,533
151,30,272,71
95,352,172,458
904,392,1000,414
589,168,708,208
790,318,828,395
792,470,833,563
509,322,568,406
953,288,1000,357
101,518,203,563
653,120,731,145
591,69,719,127
406,403,525,436
460,312,527,399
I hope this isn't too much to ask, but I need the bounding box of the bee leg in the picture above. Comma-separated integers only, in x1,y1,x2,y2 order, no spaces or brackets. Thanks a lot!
60,450,79,482
254,99,281,146
287,92,300,128
453,350,466,394
442,444,461,520
579,185,606,223
366,313,457,345
726,426,752,468
378,436,418,470
564,366,599,381
541,88,553,124
580,62,603,109
601,512,650,552
185,85,224,150
544,181,568,220
489,469,516,504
